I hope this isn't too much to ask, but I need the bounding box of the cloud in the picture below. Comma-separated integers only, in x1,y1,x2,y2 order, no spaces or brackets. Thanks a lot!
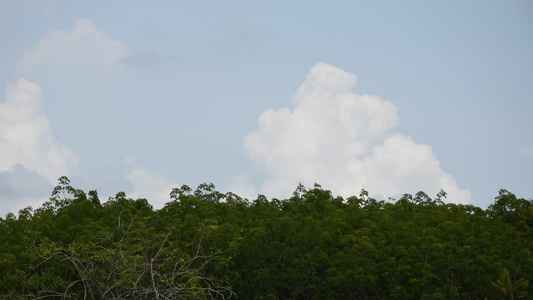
0,0,16,17
0,164,51,217
226,172,258,200
18,18,130,71
239,63,471,204
359,134,470,202
0,0,43,19
0,78,76,215
0,79,76,183
124,155,178,209
225,23,263,45
519,145,533,159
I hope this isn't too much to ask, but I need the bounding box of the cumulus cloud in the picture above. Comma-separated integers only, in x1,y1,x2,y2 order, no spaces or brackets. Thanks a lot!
0,79,76,215
0,79,76,183
124,155,178,208
18,18,130,71
239,63,471,204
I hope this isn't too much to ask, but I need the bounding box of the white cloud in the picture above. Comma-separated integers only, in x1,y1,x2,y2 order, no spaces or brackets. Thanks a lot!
239,63,471,204
124,155,178,209
0,78,75,216
0,79,76,184
226,172,258,200
18,18,130,71
360,134,470,203
519,145,533,159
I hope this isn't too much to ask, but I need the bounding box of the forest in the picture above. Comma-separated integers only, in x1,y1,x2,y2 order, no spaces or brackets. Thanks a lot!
0,176,532,299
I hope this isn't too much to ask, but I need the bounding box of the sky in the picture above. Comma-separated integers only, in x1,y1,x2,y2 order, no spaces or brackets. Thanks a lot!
1,0,532,216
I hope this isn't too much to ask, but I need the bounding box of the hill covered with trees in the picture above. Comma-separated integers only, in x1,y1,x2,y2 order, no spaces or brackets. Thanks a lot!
1,177,532,299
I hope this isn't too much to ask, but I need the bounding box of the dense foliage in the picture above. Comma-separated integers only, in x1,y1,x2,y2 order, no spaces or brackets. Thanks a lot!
1,177,532,299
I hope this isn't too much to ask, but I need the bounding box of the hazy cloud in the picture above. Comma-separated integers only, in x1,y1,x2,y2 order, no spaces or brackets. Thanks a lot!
0,0,44,19
0,0,16,17
519,145,533,159
225,23,263,45
226,172,258,200
18,18,130,71
124,155,178,209
0,164,51,217
239,63,471,204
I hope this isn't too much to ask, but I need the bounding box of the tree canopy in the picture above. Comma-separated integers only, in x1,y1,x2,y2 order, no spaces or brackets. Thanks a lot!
1,177,531,299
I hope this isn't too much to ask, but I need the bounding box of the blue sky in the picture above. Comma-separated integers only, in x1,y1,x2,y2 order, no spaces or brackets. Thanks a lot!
1,0,532,215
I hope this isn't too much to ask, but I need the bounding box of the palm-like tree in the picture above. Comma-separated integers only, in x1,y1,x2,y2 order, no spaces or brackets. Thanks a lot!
491,268,529,300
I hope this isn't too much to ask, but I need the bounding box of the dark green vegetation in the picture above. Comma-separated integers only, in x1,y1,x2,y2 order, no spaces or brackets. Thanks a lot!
1,177,532,299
